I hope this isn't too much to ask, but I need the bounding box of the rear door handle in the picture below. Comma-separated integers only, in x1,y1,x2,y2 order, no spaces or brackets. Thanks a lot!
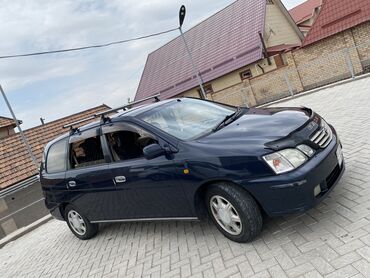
114,176,126,184
68,181,76,187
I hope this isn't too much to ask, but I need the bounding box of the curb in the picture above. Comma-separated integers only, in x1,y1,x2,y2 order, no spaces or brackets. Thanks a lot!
0,215,53,249
257,72,370,108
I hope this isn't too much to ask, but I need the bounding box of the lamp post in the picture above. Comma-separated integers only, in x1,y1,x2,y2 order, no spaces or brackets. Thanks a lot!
178,5,207,99
0,84,38,168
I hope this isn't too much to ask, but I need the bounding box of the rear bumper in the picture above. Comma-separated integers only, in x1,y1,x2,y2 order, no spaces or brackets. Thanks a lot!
240,134,344,217
45,200,64,221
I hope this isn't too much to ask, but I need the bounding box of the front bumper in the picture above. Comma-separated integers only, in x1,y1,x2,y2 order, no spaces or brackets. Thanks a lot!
241,134,345,216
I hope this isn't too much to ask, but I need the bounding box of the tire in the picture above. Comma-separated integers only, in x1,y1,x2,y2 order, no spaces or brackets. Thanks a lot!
205,182,263,243
64,204,98,240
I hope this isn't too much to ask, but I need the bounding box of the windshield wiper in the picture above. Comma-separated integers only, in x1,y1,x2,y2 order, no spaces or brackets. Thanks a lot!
212,107,244,132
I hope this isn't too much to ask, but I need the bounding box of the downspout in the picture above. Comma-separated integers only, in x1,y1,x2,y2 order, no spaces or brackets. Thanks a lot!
259,32,272,65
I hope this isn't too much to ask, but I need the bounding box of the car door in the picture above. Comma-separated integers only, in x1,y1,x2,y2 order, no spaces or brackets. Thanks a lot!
102,121,193,220
65,126,117,221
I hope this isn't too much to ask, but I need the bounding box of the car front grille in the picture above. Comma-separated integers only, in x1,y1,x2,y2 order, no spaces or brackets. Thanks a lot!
310,124,332,148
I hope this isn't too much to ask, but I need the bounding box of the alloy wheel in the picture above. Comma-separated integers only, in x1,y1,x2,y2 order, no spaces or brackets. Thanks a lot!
210,195,242,235
67,210,87,236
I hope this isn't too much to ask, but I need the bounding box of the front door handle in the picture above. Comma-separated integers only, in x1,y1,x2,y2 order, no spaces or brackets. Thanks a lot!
114,176,126,184
68,181,76,187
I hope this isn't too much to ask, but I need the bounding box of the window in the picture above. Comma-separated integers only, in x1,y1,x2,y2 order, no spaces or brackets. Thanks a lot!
197,84,213,95
266,0,274,4
69,136,105,169
47,139,67,173
104,124,157,162
140,98,236,140
240,69,253,80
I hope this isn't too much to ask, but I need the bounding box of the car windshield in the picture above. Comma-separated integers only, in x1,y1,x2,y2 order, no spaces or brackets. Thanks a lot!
139,99,236,140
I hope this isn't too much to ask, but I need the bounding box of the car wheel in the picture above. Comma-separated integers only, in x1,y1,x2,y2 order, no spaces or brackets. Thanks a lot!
205,182,263,243
64,205,98,240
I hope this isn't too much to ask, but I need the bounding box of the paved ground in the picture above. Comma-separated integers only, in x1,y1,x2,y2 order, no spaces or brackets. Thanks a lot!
1,77,370,278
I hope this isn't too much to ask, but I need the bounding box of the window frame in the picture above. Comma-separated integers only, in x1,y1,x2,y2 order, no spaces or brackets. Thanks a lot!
101,121,161,164
240,69,253,80
46,138,69,174
67,126,109,171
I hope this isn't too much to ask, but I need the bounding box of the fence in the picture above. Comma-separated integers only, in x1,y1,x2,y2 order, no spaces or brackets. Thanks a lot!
0,177,48,240
212,38,370,107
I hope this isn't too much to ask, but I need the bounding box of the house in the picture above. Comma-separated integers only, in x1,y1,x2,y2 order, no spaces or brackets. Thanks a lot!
135,0,303,102
290,0,370,89
0,104,110,238
289,0,322,36
0,116,22,139
302,0,370,47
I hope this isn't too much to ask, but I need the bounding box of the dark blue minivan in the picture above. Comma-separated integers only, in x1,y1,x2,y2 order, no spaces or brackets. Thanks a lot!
40,97,344,242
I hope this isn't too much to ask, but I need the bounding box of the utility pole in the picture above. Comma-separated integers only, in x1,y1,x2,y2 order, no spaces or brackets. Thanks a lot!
178,5,207,99
0,84,38,168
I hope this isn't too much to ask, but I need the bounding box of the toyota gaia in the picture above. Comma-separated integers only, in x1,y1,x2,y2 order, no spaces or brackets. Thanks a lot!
40,96,344,242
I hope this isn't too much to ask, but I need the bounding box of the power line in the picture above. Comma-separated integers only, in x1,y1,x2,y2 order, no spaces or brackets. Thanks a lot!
0,27,179,59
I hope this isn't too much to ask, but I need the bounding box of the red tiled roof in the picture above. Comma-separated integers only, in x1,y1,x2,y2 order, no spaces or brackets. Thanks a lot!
0,105,110,190
135,0,266,101
0,116,18,129
303,0,370,46
289,0,322,24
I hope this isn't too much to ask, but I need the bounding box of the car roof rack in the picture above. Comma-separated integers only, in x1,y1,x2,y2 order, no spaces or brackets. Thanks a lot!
63,93,160,132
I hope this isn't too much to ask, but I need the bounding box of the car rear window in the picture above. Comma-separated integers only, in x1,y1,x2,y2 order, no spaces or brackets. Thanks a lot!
69,136,105,169
46,139,67,173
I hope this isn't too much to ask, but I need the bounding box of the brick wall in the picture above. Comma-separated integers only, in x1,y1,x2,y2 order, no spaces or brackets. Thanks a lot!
292,29,363,90
211,82,250,106
351,21,370,72
196,21,370,107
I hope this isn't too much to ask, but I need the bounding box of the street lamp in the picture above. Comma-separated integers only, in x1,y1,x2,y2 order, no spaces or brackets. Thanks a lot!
178,5,207,99
0,84,38,168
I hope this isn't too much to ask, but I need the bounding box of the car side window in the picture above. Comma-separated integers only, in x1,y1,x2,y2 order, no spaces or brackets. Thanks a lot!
104,123,158,162
69,136,105,169
46,138,67,173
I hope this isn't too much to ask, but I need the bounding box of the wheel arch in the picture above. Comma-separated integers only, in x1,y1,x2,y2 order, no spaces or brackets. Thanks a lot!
59,202,69,220
193,179,266,218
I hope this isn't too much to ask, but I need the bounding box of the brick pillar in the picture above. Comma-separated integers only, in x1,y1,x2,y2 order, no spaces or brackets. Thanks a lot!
285,51,304,93
343,30,363,74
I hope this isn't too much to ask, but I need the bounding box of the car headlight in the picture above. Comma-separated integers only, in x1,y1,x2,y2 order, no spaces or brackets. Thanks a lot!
263,149,308,174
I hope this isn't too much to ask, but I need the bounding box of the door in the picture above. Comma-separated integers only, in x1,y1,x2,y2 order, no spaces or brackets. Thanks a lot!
65,127,117,221
102,121,192,220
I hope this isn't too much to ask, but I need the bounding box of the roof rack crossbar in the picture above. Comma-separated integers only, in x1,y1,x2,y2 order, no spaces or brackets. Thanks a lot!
62,93,160,130
95,93,161,117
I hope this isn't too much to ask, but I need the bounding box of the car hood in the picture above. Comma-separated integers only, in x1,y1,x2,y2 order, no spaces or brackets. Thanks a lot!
196,107,312,153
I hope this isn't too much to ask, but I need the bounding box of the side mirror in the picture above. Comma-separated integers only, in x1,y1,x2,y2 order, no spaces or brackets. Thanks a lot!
143,143,166,160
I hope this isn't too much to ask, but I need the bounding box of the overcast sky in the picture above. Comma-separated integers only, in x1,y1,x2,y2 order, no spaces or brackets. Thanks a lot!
0,0,305,129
